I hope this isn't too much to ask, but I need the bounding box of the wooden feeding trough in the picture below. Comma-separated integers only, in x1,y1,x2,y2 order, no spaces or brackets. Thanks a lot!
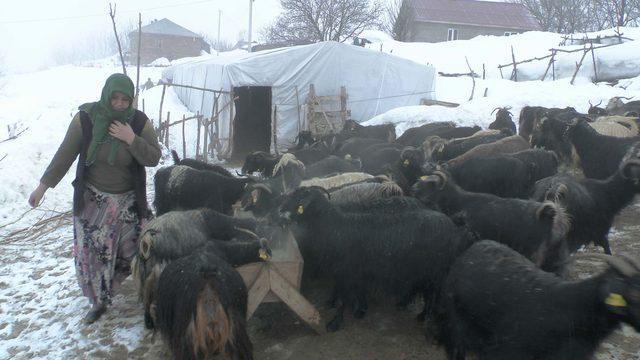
236,228,324,334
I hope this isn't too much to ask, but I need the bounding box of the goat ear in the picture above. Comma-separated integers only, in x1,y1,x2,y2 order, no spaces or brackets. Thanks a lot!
602,279,629,315
536,202,557,222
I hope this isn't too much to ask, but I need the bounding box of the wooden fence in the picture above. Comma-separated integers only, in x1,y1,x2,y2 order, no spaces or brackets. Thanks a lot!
155,81,234,162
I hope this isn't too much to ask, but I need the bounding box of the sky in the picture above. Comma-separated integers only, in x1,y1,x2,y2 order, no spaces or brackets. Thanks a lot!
0,0,282,72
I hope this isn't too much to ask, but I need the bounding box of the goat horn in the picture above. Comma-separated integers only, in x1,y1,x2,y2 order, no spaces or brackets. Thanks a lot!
236,170,246,176
571,253,638,277
252,183,273,194
491,107,500,115
233,227,260,240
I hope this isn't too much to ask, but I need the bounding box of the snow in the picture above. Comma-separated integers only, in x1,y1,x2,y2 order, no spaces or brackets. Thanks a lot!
365,27,640,82
148,57,171,67
1,28,640,358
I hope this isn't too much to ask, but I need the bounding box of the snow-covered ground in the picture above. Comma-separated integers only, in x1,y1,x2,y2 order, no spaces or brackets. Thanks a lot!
1,28,640,359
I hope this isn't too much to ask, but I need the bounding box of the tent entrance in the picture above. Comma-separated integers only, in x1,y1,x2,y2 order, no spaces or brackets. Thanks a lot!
231,86,272,160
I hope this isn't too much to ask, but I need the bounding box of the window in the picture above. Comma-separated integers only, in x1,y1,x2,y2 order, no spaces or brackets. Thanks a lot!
447,28,459,41
156,39,163,49
504,32,518,36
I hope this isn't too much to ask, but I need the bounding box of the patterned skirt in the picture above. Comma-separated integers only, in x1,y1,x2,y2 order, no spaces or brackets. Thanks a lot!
73,184,148,307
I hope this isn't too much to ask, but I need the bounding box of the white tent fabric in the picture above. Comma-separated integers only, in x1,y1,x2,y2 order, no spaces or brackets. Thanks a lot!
162,41,436,156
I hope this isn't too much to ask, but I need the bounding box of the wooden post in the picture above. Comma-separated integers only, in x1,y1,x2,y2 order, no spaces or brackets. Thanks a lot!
108,3,127,76
164,112,170,147
510,46,518,82
541,50,556,81
196,113,201,159
203,117,209,163
295,85,301,134
482,64,486,80
272,105,279,156
499,67,504,79
590,43,598,83
181,114,186,159
158,84,167,128
466,57,476,101
340,86,347,123
135,13,141,98
228,91,235,158
142,98,145,113
307,84,316,133
214,95,220,154
483,87,488,97
570,47,589,85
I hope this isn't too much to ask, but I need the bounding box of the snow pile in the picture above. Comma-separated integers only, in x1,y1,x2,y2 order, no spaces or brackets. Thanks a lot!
149,57,171,67
365,27,640,82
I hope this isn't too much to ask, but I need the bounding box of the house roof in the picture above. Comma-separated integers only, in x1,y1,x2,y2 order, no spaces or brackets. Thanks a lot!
133,18,202,38
410,0,541,31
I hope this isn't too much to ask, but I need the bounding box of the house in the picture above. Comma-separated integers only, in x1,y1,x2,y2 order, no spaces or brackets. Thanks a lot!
162,42,436,159
407,0,540,43
128,18,211,64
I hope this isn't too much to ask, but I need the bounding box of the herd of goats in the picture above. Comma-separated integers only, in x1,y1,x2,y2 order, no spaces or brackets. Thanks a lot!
131,96,640,359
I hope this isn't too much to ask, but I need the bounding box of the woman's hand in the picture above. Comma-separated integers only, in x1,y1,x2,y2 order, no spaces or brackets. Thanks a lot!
109,121,135,145
28,183,48,208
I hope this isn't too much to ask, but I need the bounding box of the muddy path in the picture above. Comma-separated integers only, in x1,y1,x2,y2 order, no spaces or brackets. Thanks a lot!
1,202,639,359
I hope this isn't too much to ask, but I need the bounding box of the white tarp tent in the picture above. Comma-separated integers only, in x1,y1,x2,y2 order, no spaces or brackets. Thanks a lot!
162,41,435,157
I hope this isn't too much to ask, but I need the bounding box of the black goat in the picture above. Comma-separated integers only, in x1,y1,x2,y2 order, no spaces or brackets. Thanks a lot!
488,107,516,134
334,137,385,158
510,148,559,183
131,209,268,328
154,165,252,215
423,130,511,162
434,149,558,199
436,240,640,360
341,120,396,142
171,150,234,178
155,248,255,360
533,115,640,179
304,155,361,179
240,151,280,177
440,155,535,199
588,100,608,117
412,171,569,273
531,143,640,254
279,186,473,332
395,121,457,147
288,140,331,165
519,106,577,142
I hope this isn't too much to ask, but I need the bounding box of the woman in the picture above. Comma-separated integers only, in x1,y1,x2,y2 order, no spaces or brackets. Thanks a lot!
28,73,161,324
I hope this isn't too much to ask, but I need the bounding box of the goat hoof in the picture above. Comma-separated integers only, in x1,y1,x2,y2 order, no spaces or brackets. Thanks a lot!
353,309,366,319
144,312,155,329
326,318,343,332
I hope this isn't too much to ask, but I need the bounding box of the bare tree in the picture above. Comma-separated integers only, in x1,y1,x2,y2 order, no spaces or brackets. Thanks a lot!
381,0,415,41
588,0,640,28
264,0,384,43
513,0,640,33
512,0,589,33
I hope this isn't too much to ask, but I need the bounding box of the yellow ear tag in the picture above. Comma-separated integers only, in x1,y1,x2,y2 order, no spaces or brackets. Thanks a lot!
259,249,270,261
251,190,259,204
403,159,410,166
605,293,628,307
297,205,304,215
420,175,429,181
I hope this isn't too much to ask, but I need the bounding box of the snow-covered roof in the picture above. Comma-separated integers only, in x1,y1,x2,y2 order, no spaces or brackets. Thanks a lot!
132,18,202,38
411,0,541,31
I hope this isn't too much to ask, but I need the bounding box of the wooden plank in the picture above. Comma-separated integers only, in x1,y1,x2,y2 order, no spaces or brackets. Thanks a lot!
195,114,201,159
245,267,270,319
203,117,209,163
164,112,170,147
158,85,167,128
269,267,324,334
511,46,518,82
590,44,598,82
570,47,589,85
181,115,186,159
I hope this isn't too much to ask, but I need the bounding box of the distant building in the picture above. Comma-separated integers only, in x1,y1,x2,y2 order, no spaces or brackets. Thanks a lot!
128,18,211,64
407,0,540,43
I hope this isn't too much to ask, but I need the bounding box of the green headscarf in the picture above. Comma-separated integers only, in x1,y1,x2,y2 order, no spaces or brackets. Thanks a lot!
79,73,135,166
